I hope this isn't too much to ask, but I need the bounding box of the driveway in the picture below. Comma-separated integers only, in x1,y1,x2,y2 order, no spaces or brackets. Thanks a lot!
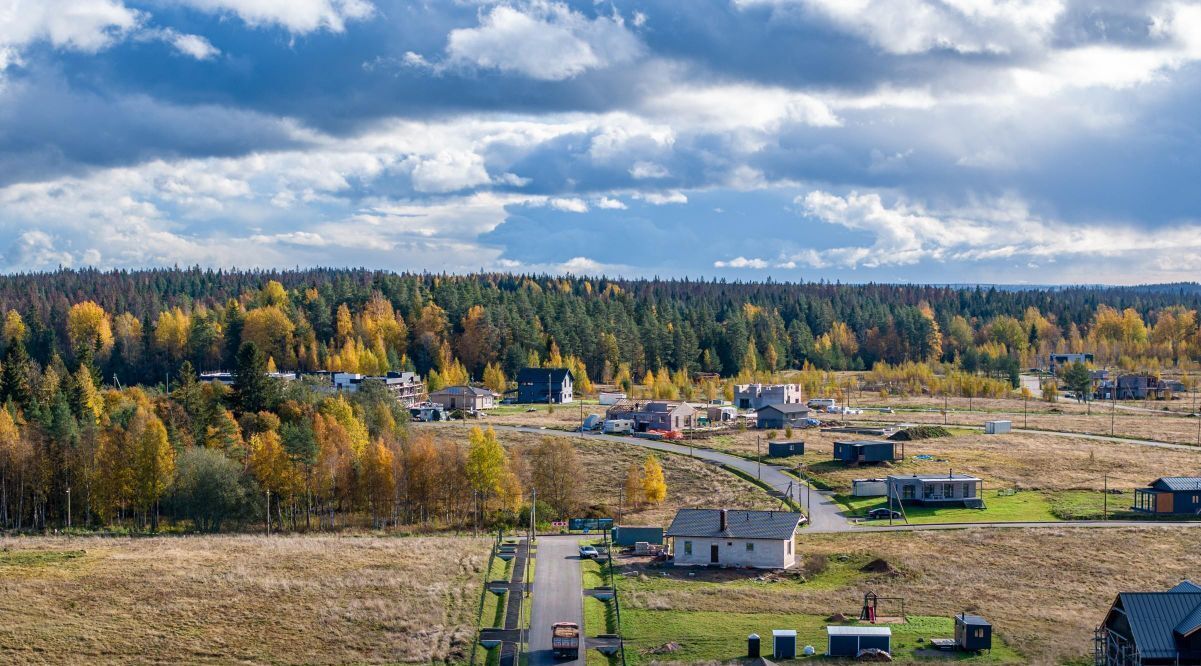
527,535,585,666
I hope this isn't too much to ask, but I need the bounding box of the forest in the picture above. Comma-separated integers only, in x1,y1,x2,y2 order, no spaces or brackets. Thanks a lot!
1,268,1200,533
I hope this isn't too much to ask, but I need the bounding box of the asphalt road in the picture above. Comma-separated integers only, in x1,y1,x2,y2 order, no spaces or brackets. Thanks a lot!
527,535,584,666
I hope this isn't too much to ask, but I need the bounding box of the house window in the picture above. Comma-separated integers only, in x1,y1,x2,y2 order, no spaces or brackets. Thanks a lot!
787,540,792,554
923,484,934,499
746,542,754,552
973,629,984,638
944,483,955,498
684,541,692,556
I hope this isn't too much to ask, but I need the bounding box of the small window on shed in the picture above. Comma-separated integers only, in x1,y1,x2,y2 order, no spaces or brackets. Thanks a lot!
684,541,692,555
973,629,984,638
1193,495,1200,504
746,542,754,552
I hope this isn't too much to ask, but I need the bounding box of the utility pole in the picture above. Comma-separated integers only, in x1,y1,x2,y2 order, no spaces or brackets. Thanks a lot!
266,489,271,536
66,487,71,529
1103,473,1108,521
530,486,536,544
1023,391,1028,429
1111,368,1117,436
756,435,761,480
944,391,948,426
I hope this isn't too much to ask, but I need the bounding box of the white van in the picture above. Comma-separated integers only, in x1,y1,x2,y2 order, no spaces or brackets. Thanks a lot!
603,419,634,434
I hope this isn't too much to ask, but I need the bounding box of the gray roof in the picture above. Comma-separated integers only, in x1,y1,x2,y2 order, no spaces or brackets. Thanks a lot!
1152,477,1201,491
888,473,981,482
431,385,494,397
836,440,893,448
665,508,804,540
1113,592,1201,658
827,626,891,636
957,614,990,626
756,403,810,415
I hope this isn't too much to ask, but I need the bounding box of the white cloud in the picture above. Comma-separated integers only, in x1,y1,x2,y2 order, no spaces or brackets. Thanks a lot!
792,190,1201,272
0,0,140,71
629,161,669,179
548,197,589,213
442,2,642,80
635,190,688,205
714,256,769,269
594,196,627,209
174,0,374,33
163,30,220,60
408,150,490,193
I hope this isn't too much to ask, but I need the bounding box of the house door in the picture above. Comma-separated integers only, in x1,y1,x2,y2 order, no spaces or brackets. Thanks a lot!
1157,493,1175,513
710,544,719,564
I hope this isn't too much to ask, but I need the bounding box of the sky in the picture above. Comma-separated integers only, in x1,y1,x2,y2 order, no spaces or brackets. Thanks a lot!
3,1,1201,284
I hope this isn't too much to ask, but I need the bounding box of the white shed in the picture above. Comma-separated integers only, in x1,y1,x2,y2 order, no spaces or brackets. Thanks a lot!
984,420,1012,434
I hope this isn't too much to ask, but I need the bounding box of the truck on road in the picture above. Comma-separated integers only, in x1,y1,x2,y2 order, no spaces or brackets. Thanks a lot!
551,622,580,660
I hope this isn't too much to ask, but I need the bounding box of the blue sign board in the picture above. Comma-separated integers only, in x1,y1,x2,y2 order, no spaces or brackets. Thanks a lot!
568,518,614,531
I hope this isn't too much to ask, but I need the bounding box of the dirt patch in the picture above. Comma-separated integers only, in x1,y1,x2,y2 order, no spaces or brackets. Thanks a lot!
860,558,900,576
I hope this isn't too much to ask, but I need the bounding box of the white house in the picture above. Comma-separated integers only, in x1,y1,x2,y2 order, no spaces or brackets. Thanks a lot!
665,508,805,569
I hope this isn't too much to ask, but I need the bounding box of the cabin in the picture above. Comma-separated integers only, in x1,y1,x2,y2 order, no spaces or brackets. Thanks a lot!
665,508,804,569
1095,580,1201,665
1132,477,1201,515
515,367,573,404
767,441,805,457
832,440,896,465
428,385,497,412
755,403,811,429
607,400,697,432
886,473,984,508
955,613,992,651
827,626,891,658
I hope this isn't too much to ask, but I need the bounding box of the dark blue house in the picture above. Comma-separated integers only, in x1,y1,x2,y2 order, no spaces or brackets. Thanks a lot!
833,440,896,465
515,367,574,404
1095,580,1201,665
955,613,992,651
1132,477,1201,515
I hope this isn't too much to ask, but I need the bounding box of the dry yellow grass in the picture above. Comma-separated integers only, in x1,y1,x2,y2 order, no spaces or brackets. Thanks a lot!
625,527,1201,665
435,425,776,525
0,534,489,664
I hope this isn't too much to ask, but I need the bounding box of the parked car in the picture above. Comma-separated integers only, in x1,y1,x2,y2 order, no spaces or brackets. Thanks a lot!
867,508,902,520
578,545,599,559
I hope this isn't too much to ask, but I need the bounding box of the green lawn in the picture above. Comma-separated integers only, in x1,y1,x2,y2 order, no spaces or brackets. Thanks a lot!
621,610,1023,664
835,489,1058,524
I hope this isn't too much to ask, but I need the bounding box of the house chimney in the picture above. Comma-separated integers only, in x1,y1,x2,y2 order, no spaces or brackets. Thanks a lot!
719,509,728,532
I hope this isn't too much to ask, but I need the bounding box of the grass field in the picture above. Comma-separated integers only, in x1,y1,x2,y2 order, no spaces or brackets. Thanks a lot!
0,534,489,665
836,489,1059,524
617,527,1200,665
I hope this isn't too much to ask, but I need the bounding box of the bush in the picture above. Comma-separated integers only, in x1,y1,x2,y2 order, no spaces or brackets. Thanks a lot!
890,425,951,441
168,448,258,532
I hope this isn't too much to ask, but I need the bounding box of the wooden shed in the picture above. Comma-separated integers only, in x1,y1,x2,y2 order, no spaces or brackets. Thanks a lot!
767,440,805,457
955,613,992,651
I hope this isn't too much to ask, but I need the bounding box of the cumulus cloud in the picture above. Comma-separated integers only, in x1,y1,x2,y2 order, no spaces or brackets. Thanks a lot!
714,256,769,269
0,0,140,73
174,0,374,33
408,150,490,193
440,2,642,80
792,190,1201,272
594,196,627,209
548,197,588,213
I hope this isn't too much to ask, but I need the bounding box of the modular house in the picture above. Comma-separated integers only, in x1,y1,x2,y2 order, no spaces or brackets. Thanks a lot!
955,614,992,651
767,440,805,457
755,403,811,429
610,525,664,546
1133,477,1201,515
735,383,804,410
852,478,888,497
515,367,574,404
886,473,984,508
606,400,697,432
832,440,896,465
1095,580,1201,665
428,385,497,411
827,626,891,657
665,508,804,569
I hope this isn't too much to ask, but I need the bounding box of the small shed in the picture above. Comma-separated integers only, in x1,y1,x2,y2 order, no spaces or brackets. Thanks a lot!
611,525,664,546
984,420,1011,435
955,613,992,651
756,403,811,429
773,629,797,659
827,626,891,657
853,478,887,497
767,440,805,457
833,440,896,465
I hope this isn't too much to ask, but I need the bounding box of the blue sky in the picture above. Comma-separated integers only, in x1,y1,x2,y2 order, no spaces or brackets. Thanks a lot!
3,1,1201,283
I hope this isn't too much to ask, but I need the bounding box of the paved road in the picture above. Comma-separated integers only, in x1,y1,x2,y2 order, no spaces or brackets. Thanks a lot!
492,425,851,532
527,535,584,666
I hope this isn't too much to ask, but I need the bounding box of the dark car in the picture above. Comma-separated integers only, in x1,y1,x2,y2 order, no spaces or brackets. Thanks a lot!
867,508,902,520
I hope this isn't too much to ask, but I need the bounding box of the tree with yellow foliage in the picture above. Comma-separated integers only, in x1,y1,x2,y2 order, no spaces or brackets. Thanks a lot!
153,307,191,361
132,408,174,529
623,463,643,510
482,362,507,394
67,301,114,360
641,454,666,505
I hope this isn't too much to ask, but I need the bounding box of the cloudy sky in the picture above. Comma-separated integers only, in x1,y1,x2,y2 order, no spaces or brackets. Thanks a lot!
3,0,1201,283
